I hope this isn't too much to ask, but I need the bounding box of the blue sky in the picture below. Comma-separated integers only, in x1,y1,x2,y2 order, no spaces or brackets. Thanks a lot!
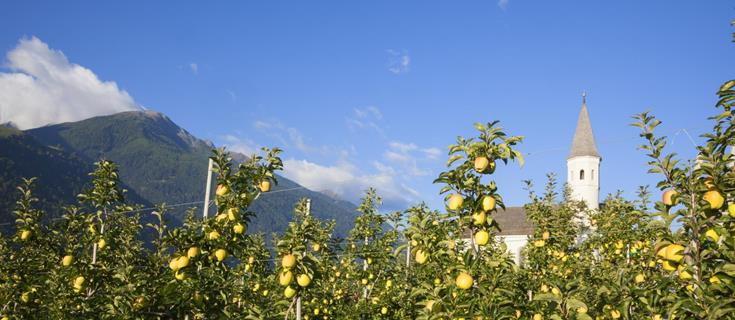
1,1,733,211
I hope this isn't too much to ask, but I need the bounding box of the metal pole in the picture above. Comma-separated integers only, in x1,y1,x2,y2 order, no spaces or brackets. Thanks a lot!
203,159,213,219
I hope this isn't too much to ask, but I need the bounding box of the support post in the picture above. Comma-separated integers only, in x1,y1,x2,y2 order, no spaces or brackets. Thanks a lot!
296,296,302,320
203,158,213,219
296,199,309,320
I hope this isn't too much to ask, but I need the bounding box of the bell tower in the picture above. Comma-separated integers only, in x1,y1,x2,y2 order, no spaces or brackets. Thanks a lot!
567,92,601,209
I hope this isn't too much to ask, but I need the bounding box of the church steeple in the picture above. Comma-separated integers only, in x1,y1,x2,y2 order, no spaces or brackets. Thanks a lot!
567,92,601,210
568,92,600,159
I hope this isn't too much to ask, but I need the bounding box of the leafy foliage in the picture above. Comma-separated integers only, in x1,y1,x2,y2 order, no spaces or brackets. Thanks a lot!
2,51,735,320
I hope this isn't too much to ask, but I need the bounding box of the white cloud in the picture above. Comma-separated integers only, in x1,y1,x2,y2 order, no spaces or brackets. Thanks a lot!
498,0,509,10
422,147,442,159
347,106,384,136
0,37,140,130
382,141,441,177
252,118,341,156
189,63,198,74
282,158,419,209
221,134,260,156
386,49,410,74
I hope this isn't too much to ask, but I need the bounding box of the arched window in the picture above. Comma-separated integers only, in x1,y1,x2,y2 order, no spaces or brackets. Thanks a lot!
579,170,585,180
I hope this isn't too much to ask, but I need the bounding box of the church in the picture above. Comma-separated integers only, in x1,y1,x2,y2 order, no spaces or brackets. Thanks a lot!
486,94,601,263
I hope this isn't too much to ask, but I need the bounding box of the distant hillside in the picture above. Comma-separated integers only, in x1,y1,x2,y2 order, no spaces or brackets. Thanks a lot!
17,111,358,236
0,126,151,230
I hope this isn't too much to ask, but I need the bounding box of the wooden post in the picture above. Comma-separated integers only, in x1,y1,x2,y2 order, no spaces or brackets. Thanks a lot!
295,198,310,320
203,159,213,219
296,296,302,320
92,208,107,264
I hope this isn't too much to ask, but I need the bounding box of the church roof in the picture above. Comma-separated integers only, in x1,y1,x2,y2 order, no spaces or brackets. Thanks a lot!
568,95,600,159
462,207,534,237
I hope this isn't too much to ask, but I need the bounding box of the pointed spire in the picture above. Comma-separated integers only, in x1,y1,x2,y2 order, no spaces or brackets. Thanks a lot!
569,92,600,159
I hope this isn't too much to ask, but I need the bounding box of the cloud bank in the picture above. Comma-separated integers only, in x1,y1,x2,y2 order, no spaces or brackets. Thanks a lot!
282,158,421,210
0,37,140,129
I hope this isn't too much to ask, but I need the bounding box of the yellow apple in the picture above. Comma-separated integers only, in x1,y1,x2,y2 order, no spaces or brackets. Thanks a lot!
482,195,496,211
611,310,621,319
175,271,186,281
474,230,489,246
703,190,725,210
664,244,685,262
679,270,692,280
297,274,312,287
177,256,190,269
455,272,473,290
635,273,645,283
381,306,388,315
208,231,220,240
415,249,428,264
472,211,487,226
214,249,227,262
282,254,297,269
74,276,85,289
169,258,179,271
187,247,200,258
728,203,735,218
233,223,245,234
259,180,271,192
312,243,321,251
474,156,490,173
19,230,31,240
62,255,73,267
662,260,677,272
551,287,561,296
279,271,293,286
705,229,719,242
542,231,550,240
662,189,677,206
97,239,106,250
284,286,296,298
227,207,238,221
216,184,228,196
447,194,464,211
533,240,546,247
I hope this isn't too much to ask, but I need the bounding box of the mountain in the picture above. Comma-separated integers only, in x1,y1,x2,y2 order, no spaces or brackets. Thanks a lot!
6,111,358,237
0,125,151,230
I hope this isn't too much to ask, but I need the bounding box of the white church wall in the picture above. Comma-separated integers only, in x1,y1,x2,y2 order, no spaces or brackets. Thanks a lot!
567,155,600,209
496,235,528,264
